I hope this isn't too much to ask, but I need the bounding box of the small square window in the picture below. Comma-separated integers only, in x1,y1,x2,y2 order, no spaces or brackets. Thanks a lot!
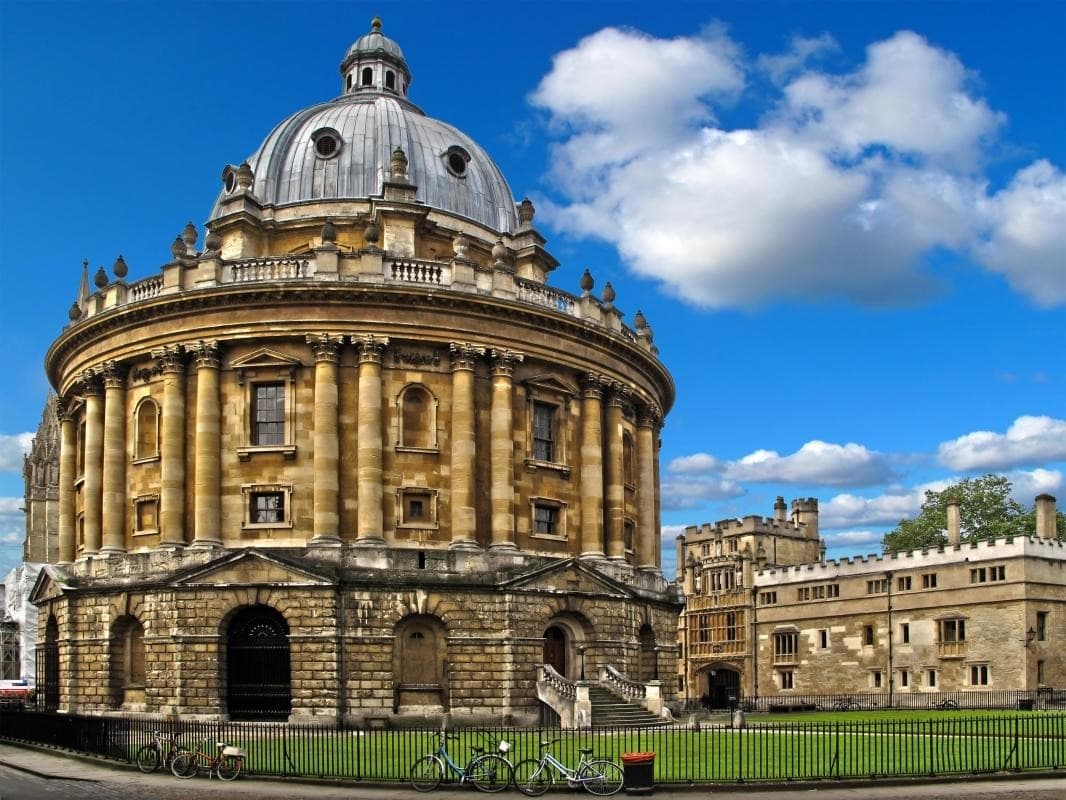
779,670,794,690
133,497,158,534
922,573,938,589
534,503,559,535
241,484,293,529
397,489,437,529
897,576,912,591
969,664,990,686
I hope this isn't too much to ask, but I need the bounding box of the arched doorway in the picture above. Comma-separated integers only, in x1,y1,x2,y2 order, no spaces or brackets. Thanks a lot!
705,667,741,709
637,624,657,682
225,605,291,721
41,616,59,709
394,615,446,712
543,625,567,677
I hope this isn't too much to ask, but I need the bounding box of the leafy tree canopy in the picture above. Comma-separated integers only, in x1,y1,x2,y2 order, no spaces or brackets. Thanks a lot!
882,474,1065,553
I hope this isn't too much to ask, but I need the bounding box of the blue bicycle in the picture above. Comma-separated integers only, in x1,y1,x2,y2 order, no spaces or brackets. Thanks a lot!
410,730,513,793
513,738,623,796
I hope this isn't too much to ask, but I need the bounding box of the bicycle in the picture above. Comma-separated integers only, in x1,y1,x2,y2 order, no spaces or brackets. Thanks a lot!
933,698,959,710
135,729,186,773
170,736,246,781
409,730,513,793
513,738,623,796
832,696,860,711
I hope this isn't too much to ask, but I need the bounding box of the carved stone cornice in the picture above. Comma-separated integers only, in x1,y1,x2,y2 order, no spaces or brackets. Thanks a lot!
187,339,220,369
306,333,343,363
150,344,186,374
581,372,607,399
98,360,126,390
449,342,486,372
352,334,389,364
490,348,524,378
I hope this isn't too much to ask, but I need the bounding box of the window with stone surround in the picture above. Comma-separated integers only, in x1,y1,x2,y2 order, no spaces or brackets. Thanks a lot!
969,566,1004,583
132,495,158,536
937,616,967,658
397,487,438,529
899,669,910,688
926,668,938,687
1036,611,1048,641
234,350,299,460
532,402,557,462
759,591,777,605
531,498,566,540
922,572,938,589
969,663,990,686
900,622,910,644
818,629,829,649
109,615,145,708
524,377,574,474
866,578,887,594
623,432,635,489
241,484,293,529
773,630,798,664
897,575,912,591
778,669,794,690
871,669,883,689
863,624,875,646
623,518,635,553
397,384,438,451
252,383,285,445
133,398,159,461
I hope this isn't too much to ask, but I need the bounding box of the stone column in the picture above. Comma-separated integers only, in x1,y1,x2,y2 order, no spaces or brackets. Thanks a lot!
99,361,127,554
579,373,605,559
154,345,186,547
57,398,77,563
190,341,221,547
354,334,388,544
309,334,343,545
449,343,485,550
81,373,104,556
636,404,661,570
604,385,628,560
489,349,522,549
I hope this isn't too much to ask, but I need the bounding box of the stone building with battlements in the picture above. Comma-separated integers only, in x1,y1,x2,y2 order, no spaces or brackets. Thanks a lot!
28,19,680,726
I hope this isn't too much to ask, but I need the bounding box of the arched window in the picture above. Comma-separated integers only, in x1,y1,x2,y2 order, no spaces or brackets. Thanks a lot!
225,605,291,720
109,615,145,708
361,66,373,86
623,432,635,487
398,384,437,450
134,398,159,460
638,623,658,682
394,615,446,712
385,70,395,90
346,73,353,90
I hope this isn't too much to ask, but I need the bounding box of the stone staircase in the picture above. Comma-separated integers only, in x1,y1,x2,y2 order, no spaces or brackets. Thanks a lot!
588,685,667,728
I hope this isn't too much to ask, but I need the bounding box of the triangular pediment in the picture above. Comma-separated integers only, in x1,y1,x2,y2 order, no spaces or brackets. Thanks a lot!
524,374,577,398
502,558,631,598
29,566,72,605
230,348,304,371
173,549,335,587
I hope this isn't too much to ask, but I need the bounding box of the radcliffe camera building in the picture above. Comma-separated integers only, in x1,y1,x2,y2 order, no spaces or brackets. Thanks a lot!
27,20,680,725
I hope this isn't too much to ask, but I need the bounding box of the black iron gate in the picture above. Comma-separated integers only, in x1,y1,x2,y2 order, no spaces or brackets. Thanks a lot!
39,617,59,709
226,606,291,721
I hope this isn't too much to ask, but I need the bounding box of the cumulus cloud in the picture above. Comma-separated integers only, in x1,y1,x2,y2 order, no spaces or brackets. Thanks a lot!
938,416,1066,471
532,26,1066,308
0,497,24,574
667,452,726,474
1007,468,1065,501
820,479,956,528
0,433,33,473
757,33,838,85
660,475,745,510
821,529,883,548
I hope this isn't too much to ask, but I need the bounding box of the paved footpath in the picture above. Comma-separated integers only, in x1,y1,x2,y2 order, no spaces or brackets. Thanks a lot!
1,742,1064,800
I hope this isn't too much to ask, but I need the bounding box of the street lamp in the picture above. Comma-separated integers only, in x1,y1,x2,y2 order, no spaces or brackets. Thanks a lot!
577,645,587,681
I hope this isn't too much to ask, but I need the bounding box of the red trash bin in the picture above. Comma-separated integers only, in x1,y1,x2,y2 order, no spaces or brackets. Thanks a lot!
620,752,655,795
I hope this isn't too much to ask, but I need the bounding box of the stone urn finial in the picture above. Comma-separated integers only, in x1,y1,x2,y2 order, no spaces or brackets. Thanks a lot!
182,221,198,249
112,254,128,279
518,198,535,227
492,238,508,266
634,309,647,330
602,280,616,306
364,218,380,244
94,265,108,288
580,269,594,293
321,218,338,244
391,147,409,181
205,230,222,252
68,301,83,321
452,233,469,258
171,236,186,260
371,16,382,32
235,161,254,190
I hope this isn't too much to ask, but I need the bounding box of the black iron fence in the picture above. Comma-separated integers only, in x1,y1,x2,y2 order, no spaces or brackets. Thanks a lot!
682,688,1066,714
1,707,1064,784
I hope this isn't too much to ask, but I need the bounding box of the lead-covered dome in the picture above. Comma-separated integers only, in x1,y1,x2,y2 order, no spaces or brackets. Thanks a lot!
209,18,518,233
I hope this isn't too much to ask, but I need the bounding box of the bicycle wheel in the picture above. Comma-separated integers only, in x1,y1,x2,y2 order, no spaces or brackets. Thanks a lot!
216,755,242,781
580,760,623,796
170,751,198,779
410,754,444,792
942,699,959,710
135,744,160,773
513,758,552,796
467,753,512,793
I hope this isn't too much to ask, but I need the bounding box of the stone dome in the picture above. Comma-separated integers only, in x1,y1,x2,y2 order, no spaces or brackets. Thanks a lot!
209,18,518,234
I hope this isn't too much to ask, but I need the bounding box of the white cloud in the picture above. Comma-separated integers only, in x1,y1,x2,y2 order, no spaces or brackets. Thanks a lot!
1006,468,1065,501
0,497,24,575
533,26,1066,309
667,452,725,474
938,416,1066,471
822,529,883,547
660,475,745,510
0,433,33,474
727,440,894,486
757,33,838,85
820,479,956,528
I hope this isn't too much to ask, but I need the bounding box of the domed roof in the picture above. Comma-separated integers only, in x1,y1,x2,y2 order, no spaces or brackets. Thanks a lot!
209,19,518,234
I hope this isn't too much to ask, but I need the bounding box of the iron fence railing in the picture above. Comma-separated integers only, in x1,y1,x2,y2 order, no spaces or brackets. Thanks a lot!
1,708,1063,784
677,688,1066,714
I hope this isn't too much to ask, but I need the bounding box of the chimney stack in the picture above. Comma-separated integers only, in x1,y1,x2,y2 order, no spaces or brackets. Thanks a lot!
774,496,787,522
946,497,961,546
1035,494,1058,539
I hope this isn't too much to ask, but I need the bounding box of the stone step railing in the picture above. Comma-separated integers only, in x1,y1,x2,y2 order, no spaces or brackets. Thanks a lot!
598,664,672,723
535,664,591,729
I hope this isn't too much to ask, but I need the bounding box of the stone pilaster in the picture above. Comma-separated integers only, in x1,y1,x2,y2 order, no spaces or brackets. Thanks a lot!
489,349,523,549
99,361,127,554
579,373,605,559
57,398,77,563
636,404,661,570
604,385,628,561
81,372,104,556
190,341,221,547
354,334,388,544
449,342,485,550
309,334,343,545
153,345,186,547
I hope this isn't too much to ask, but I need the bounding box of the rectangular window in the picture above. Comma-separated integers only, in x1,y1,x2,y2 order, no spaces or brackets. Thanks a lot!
774,631,798,663
759,591,777,605
872,670,883,689
1037,611,1048,641
922,573,938,589
533,503,560,536
990,565,1006,581
133,497,158,533
827,583,840,598
900,622,910,644
812,585,825,599
970,664,990,686
532,402,556,462
1037,660,1045,684
779,670,794,690
623,519,635,552
798,587,811,601
252,383,285,445
899,670,909,688
251,491,284,524
863,624,875,646
866,579,887,594
940,618,966,642
970,567,987,583
819,629,829,650
927,669,937,688
398,489,437,527
726,611,738,641
897,576,912,591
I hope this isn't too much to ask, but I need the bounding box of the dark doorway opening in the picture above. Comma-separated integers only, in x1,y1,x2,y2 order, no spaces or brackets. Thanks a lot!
41,616,59,709
706,668,740,709
543,625,566,677
226,605,291,721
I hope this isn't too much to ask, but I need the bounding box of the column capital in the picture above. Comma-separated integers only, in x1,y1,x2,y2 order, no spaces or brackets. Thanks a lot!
490,348,524,377
99,360,126,390
77,370,103,397
581,372,607,399
606,382,632,409
57,395,79,421
450,342,486,372
636,402,663,428
352,333,389,364
187,339,220,369
151,344,186,374
307,333,343,363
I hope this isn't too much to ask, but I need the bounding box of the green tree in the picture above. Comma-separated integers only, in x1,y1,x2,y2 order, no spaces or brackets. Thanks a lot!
882,474,1064,552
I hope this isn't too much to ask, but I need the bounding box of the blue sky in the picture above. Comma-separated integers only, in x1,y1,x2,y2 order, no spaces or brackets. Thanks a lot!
1,1,1064,578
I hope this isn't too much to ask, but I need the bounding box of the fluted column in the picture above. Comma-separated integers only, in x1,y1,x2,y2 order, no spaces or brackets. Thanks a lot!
154,345,187,547
489,349,522,549
57,399,77,563
309,334,343,545
579,373,605,559
636,404,661,570
81,373,104,556
354,334,388,544
450,343,485,550
190,341,222,547
99,361,127,554
604,385,628,560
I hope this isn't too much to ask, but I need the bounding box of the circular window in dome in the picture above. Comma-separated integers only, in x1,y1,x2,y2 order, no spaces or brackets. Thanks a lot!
311,128,342,160
442,145,471,178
